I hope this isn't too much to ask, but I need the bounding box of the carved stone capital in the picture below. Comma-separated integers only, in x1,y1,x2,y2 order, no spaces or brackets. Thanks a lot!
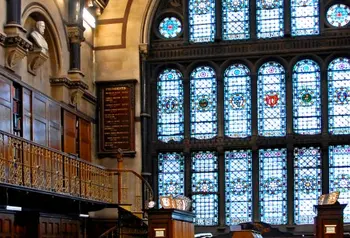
0,32,6,46
139,43,149,59
27,49,49,75
67,25,85,43
5,35,32,70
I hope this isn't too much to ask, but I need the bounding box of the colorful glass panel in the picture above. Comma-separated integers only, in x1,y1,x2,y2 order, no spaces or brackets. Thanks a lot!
292,59,321,135
158,153,185,200
256,0,284,38
189,0,216,43
190,66,217,139
328,58,350,134
157,69,184,142
327,4,350,27
258,62,286,136
222,0,250,40
225,150,252,225
259,149,287,224
159,17,182,38
291,0,319,36
192,151,218,225
329,145,350,222
294,147,321,224
224,64,251,138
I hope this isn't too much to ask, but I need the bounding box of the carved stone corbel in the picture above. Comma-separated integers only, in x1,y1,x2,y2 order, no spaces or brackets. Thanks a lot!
69,88,84,107
139,43,149,60
5,35,32,70
27,49,49,75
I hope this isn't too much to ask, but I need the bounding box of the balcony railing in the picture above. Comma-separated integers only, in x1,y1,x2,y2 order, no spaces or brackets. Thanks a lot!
0,130,153,211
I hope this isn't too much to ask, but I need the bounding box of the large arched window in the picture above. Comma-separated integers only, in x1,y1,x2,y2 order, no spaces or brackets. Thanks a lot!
292,59,321,134
190,66,217,139
224,64,251,138
328,57,350,134
157,69,184,142
258,62,286,137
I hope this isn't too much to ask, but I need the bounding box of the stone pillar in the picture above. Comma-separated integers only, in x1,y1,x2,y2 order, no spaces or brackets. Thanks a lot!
6,0,21,25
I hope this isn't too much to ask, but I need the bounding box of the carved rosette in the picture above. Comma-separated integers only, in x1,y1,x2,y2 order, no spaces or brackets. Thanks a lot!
27,49,49,75
5,35,32,70
67,25,85,44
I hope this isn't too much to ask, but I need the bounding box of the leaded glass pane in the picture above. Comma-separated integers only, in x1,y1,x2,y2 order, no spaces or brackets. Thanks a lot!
291,0,319,36
158,152,185,200
294,147,321,224
292,59,321,134
225,150,252,225
222,0,250,40
157,69,184,142
192,151,218,226
258,62,286,136
256,0,284,38
190,66,217,139
224,64,251,138
259,148,287,224
327,4,350,27
189,0,216,43
159,17,182,38
329,145,350,222
328,57,350,135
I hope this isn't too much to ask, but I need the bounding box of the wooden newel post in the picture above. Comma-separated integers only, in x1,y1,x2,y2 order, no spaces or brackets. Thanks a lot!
116,149,123,204
314,203,347,238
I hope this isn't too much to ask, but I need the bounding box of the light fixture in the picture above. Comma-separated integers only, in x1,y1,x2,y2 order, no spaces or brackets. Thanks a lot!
6,205,22,211
79,214,89,218
83,8,96,28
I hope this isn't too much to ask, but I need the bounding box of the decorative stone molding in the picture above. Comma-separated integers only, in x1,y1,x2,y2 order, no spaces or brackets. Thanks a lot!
69,88,84,107
50,76,88,90
27,49,49,75
0,32,6,46
67,25,85,43
5,35,32,70
139,43,149,59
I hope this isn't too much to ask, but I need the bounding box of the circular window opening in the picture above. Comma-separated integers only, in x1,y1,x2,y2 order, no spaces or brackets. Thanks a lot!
158,17,182,38
327,4,350,27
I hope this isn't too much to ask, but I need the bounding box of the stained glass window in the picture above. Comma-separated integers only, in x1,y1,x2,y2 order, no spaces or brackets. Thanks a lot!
190,66,217,139
292,59,321,135
158,152,185,200
159,17,182,38
225,150,252,225
224,64,251,138
189,0,216,43
328,57,350,135
191,151,218,226
329,145,350,222
256,0,284,38
294,147,321,224
259,149,287,224
157,69,184,142
222,0,250,40
258,62,286,137
327,4,350,27
291,0,319,36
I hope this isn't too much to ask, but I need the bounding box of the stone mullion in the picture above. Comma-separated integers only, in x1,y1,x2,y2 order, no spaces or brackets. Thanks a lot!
215,0,222,41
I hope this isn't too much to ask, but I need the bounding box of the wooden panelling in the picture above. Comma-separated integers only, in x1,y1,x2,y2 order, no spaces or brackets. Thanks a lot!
22,88,32,140
0,213,13,237
0,76,12,133
61,219,79,238
33,93,48,146
39,216,61,238
63,111,76,155
49,102,61,150
79,119,91,162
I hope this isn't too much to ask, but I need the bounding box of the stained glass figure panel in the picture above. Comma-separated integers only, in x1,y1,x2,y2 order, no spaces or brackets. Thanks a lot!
158,152,185,202
259,148,287,224
329,145,350,222
258,62,286,137
225,150,252,225
294,147,321,224
256,0,284,38
222,0,250,40
159,17,182,38
189,0,216,43
157,69,184,142
292,59,321,134
190,66,217,139
191,151,218,226
224,64,251,138
291,0,319,36
327,4,350,27
328,58,350,135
